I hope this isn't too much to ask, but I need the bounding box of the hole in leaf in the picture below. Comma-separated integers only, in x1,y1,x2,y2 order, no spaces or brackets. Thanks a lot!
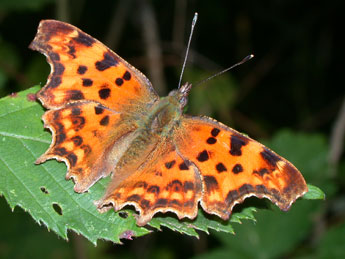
40,187,49,194
119,211,128,218
52,203,63,215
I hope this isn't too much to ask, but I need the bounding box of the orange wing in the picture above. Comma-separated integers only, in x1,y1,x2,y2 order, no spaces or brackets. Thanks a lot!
29,20,159,111
36,102,139,192
173,116,308,221
30,20,159,192
96,140,202,226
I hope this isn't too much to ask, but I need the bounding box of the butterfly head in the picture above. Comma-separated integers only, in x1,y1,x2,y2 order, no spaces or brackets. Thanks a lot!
169,82,192,109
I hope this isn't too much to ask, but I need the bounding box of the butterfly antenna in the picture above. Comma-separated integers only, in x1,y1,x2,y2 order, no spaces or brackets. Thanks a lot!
178,12,198,89
195,54,254,87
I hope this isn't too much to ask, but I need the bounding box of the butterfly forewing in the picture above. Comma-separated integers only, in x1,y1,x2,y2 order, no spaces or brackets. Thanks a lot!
29,20,159,111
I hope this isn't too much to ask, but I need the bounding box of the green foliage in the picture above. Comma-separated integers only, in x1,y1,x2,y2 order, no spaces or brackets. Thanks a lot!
195,202,316,259
0,87,323,247
0,0,53,11
185,68,237,118
316,222,345,258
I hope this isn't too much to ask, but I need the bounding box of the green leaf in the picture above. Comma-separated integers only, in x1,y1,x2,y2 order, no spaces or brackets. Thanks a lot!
303,184,325,200
149,207,257,237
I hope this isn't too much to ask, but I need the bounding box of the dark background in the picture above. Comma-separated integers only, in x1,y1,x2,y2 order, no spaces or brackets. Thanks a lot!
0,0,344,258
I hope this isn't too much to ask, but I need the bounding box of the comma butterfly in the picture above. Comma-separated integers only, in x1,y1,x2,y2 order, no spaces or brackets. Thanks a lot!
30,19,308,226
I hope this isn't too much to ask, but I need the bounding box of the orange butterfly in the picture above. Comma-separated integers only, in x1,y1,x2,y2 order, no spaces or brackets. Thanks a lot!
30,20,307,226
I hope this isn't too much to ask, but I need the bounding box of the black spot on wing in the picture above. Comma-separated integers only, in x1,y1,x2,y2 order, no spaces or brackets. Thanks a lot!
100,115,109,126
253,168,270,177
207,137,217,144
239,184,255,196
82,78,93,87
232,164,243,174
55,133,66,145
71,116,85,131
71,136,83,146
67,153,78,167
134,181,148,189
156,198,168,206
80,144,91,155
140,199,150,209
67,45,76,58
73,32,95,47
183,181,194,192
36,20,74,42
50,52,60,61
211,128,220,137
184,201,194,208
95,52,118,71
225,190,239,205
123,71,131,80
48,76,61,88
204,175,218,192
77,65,87,75
167,180,183,192
147,185,160,195
94,105,104,114
67,90,84,100
179,161,189,170
115,78,124,86
128,194,141,202
260,148,281,167
197,150,209,162
230,134,248,156
98,88,111,99
165,160,176,169
216,162,227,173
155,171,162,177
71,107,81,115
170,199,182,207
255,184,269,194
54,63,65,76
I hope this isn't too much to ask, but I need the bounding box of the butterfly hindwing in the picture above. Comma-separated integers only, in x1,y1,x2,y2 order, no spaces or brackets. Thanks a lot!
36,101,140,192
174,115,308,220
96,140,202,226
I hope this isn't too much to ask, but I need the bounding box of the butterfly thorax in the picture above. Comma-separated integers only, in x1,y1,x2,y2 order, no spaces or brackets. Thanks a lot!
108,89,184,183
113,85,190,170
141,92,183,137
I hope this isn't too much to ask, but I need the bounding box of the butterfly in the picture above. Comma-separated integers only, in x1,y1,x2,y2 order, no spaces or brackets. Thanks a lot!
30,20,308,226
